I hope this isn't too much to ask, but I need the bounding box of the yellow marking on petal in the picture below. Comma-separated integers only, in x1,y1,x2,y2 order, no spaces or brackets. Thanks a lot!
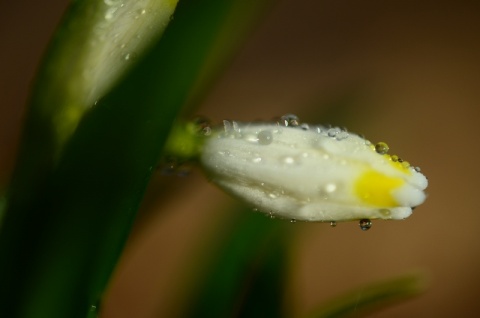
355,170,405,207
384,154,412,174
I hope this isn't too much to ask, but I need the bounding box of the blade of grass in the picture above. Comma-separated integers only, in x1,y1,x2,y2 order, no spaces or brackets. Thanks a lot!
182,209,291,318
0,1,274,317
305,273,426,318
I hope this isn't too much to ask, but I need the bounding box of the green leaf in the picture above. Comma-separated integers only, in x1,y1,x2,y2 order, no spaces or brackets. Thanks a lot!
305,273,425,318
0,0,274,317
182,209,291,318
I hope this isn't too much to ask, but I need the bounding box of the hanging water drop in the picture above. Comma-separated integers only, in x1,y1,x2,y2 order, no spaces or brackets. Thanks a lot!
330,221,337,227
359,219,372,231
375,142,389,155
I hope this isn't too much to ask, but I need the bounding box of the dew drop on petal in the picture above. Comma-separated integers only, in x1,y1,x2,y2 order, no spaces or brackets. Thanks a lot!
300,123,310,130
379,208,391,217
375,142,389,154
327,128,339,137
258,130,273,145
290,219,297,223
359,219,372,231
336,131,349,140
192,117,212,136
330,221,337,227
280,114,300,127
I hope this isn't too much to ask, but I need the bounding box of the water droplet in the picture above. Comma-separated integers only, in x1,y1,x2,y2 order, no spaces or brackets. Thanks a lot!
269,212,276,219
300,123,310,130
391,155,399,162
280,114,300,127
375,142,389,154
359,219,372,231
290,219,297,223
258,130,273,145
232,121,241,133
336,131,349,140
379,209,391,217
222,120,233,134
327,128,339,137
414,166,422,172
191,117,212,136
401,161,410,168
330,221,337,227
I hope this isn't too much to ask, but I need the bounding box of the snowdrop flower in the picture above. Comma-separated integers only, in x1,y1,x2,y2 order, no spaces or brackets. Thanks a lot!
199,115,428,223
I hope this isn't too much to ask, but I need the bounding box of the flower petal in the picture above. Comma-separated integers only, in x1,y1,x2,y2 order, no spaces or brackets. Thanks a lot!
200,120,428,222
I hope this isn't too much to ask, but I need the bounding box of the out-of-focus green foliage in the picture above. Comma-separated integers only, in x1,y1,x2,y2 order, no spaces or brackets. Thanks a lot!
183,209,291,318
305,273,425,318
0,1,273,317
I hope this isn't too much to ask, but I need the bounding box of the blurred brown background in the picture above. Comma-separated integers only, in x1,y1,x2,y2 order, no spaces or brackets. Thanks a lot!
2,0,480,317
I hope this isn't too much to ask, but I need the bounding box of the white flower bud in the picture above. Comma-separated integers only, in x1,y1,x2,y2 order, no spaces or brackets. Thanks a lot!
200,119,428,222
